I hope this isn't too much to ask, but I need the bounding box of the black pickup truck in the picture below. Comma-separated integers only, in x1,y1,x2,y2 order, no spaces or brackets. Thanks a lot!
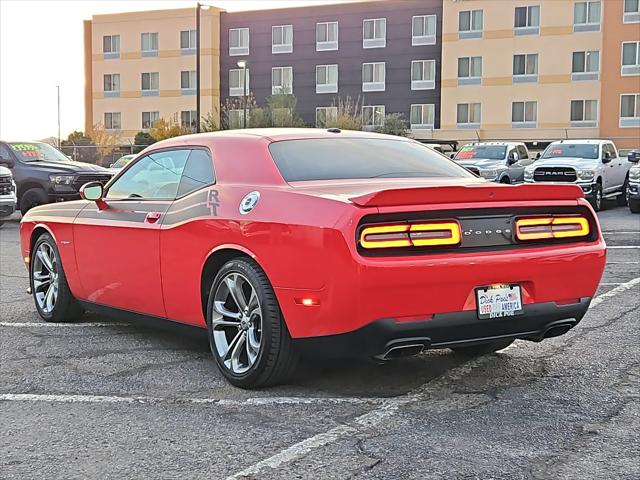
0,141,112,214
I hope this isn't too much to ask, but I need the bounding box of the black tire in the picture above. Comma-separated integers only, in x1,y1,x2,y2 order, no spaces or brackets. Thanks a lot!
589,182,603,212
0,221,4,227
499,176,511,184
630,198,640,214
617,177,629,206
31,233,84,322
20,188,48,215
451,338,514,356
206,257,299,388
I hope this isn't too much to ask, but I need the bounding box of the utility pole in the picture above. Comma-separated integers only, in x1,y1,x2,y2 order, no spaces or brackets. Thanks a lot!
57,85,61,147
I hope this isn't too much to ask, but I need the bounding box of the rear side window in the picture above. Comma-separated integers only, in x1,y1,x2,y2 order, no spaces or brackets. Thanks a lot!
269,138,472,182
177,149,215,197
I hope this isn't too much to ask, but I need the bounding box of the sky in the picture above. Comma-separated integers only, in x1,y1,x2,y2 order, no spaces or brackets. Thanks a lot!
0,0,358,141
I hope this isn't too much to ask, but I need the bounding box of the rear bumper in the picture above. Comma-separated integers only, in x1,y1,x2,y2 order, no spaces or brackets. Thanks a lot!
293,298,590,358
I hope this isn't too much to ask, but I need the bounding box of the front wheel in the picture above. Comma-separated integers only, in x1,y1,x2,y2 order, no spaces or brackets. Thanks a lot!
630,198,640,214
617,177,629,206
451,339,514,356
206,258,299,388
20,188,48,215
589,183,603,212
31,233,84,322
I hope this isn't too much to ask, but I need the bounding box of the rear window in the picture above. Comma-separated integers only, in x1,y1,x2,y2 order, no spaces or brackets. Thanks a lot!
542,143,599,160
269,138,472,182
454,145,507,161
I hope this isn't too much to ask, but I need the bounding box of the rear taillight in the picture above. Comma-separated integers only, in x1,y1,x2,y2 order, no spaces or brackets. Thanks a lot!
515,216,590,241
359,221,461,249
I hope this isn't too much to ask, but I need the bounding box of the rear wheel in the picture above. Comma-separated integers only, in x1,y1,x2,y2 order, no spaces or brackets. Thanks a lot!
206,258,299,388
31,233,84,322
20,188,48,215
451,339,514,356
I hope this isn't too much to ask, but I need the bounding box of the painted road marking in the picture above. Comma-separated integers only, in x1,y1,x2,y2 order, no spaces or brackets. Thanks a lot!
607,246,640,249
225,276,640,480
0,393,381,407
0,322,130,328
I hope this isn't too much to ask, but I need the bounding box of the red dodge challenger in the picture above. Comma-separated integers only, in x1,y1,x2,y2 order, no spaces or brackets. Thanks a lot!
20,129,607,388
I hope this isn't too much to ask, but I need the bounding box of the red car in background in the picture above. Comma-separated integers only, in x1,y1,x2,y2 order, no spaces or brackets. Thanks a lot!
20,129,606,388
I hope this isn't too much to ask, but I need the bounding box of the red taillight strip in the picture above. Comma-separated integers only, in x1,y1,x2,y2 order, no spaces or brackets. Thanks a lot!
515,216,590,241
360,221,461,249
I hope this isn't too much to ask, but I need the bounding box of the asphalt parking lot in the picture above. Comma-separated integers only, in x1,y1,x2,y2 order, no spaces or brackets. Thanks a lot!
1,206,638,480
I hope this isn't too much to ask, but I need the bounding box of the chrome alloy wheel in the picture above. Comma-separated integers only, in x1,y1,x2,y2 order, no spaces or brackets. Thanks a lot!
211,272,263,375
32,242,59,314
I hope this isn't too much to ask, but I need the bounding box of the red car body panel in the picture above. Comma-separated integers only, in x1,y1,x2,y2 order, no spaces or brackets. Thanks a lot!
20,129,607,346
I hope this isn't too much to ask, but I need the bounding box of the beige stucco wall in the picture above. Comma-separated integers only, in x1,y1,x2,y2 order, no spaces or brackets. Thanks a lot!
432,0,603,142
85,7,221,141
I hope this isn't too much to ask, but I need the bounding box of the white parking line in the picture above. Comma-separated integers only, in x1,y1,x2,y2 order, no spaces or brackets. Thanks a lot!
0,322,130,328
226,276,640,480
0,393,381,407
607,246,640,249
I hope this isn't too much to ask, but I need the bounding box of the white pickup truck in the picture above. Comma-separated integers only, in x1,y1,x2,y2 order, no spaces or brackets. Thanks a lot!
524,139,631,211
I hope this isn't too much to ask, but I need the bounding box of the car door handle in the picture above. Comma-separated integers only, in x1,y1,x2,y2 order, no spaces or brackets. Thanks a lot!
145,212,162,224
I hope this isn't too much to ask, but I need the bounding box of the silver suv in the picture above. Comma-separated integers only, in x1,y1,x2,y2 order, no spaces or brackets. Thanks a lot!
524,140,631,211
453,142,533,184
0,165,17,226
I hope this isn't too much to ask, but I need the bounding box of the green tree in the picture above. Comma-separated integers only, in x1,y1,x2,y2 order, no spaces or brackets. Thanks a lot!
266,93,305,127
133,131,156,153
149,114,184,141
375,113,409,137
323,96,362,131
60,131,98,163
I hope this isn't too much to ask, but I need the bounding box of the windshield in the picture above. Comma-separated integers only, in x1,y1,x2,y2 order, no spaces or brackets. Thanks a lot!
454,145,507,161
112,155,134,168
8,142,70,163
542,143,599,160
268,138,473,182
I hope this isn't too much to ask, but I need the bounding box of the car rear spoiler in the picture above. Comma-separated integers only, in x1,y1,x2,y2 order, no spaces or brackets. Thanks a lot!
349,184,585,207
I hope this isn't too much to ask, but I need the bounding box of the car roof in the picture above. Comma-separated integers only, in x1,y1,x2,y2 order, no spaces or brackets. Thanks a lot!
152,128,413,147
550,139,612,145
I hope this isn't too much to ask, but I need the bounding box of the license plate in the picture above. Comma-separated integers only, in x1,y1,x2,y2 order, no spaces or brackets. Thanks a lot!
476,284,524,319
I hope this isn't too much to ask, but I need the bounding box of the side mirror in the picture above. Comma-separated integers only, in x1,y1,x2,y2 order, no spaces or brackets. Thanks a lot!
80,182,108,210
602,152,612,164
507,153,519,165
0,157,15,168
535,152,541,160
449,153,456,159
109,163,114,168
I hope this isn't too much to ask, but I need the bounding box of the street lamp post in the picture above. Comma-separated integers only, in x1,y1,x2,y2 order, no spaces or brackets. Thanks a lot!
237,60,248,128
56,85,60,147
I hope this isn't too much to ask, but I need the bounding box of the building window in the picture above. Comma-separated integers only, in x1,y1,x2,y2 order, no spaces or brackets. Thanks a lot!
272,66,293,94
570,100,598,127
624,0,640,23
141,32,159,56
457,103,481,128
228,109,244,129
103,74,120,97
459,10,483,39
412,15,436,46
363,18,386,48
574,1,600,31
181,70,196,95
457,56,482,85
620,94,640,127
513,54,538,82
316,106,338,127
316,65,338,94
142,111,159,129
229,68,249,97
104,112,121,130
512,101,537,128
180,30,196,54
362,62,385,92
103,35,120,58
572,50,600,80
229,28,249,56
362,105,385,130
410,104,435,129
622,41,640,75
141,72,159,96
181,111,198,130
316,21,338,51
411,60,436,90
272,25,293,54
514,5,540,35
